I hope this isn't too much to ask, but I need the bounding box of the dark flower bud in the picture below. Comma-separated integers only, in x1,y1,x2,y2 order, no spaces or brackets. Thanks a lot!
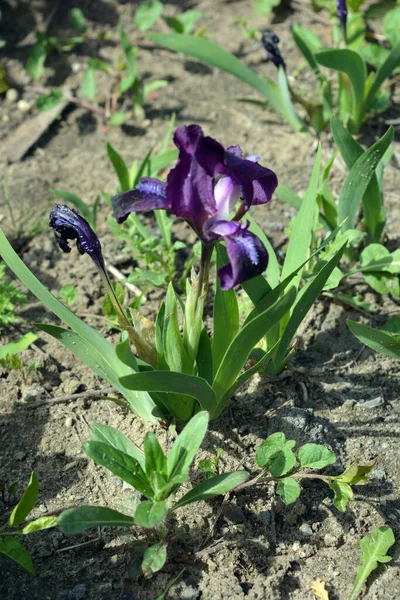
261,31,286,71
49,204,105,271
336,0,348,27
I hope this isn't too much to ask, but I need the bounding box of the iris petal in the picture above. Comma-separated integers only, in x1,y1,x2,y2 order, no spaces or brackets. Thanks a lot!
112,177,168,224
211,221,269,290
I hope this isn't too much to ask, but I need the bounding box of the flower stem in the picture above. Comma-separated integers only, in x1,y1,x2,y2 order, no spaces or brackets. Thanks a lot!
197,242,214,302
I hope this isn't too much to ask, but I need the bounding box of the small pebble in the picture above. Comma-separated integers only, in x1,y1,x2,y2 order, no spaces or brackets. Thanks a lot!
17,99,31,112
64,416,74,428
5,88,18,103
299,523,313,537
356,396,384,409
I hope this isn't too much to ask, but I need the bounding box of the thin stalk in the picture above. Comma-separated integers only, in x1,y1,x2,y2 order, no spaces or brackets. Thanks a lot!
232,471,330,494
197,242,214,302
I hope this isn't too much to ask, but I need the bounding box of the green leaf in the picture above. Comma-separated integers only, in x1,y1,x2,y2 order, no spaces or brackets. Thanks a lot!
212,244,239,373
349,526,395,600
281,145,321,287
107,142,130,192
36,89,63,111
8,472,39,528
196,326,214,385
83,441,153,497
335,460,376,485
0,536,34,575
175,10,203,34
273,244,347,370
212,288,296,412
315,48,366,129
293,23,322,80
144,432,167,477
0,333,37,361
57,506,134,534
364,43,400,112
150,33,306,132
109,111,126,126
103,281,125,319
59,283,78,307
347,337,379,382
141,541,167,579
337,127,393,232
69,8,86,34
120,370,217,415
276,477,301,505
329,479,353,512
134,1,163,30
331,117,385,242
20,516,58,534
252,0,281,16
359,244,400,296
172,471,249,510
81,67,96,100
88,58,112,73
383,7,400,47
134,501,166,528
166,411,209,479
27,41,46,80
90,423,145,469
163,283,192,376
256,432,296,477
296,444,336,469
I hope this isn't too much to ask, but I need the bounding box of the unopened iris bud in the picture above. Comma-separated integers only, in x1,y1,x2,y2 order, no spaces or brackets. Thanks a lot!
261,31,286,71
49,204,105,272
336,0,348,27
336,0,348,43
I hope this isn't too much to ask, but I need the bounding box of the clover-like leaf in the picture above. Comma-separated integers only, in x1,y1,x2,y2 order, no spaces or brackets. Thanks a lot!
256,432,296,476
276,477,301,505
296,444,336,470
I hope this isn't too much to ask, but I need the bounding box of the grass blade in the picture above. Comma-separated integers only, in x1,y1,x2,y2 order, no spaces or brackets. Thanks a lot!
150,33,307,132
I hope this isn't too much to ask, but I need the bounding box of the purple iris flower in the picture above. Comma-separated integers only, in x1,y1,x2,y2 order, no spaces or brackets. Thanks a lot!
49,204,105,272
112,125,278,291
336,0,348,28
261,32,286,71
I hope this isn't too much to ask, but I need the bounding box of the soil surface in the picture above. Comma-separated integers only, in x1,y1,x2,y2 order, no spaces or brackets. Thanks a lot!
1,1,399,599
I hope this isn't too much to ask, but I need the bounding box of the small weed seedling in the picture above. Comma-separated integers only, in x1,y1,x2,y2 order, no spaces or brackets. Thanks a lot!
349,526,395,600
0,333,38,382
0,473,56,575
27,8,87,81
0,262,27,330
56,412,248,579
235,433,375,512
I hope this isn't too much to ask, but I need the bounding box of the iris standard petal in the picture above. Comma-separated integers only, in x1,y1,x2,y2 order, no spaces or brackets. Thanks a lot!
167,125,217,237
224,149,278,209
112,177,169,224
49,204,105,270
211,221,269,290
